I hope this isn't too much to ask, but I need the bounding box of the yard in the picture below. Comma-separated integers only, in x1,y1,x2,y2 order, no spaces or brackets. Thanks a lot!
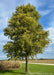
0,63,54,75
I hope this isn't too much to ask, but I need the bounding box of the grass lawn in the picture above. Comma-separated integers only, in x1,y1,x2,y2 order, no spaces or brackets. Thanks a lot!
0,63,54,75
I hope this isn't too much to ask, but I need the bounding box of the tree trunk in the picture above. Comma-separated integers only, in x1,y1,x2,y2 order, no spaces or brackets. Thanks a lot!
26,56,29,73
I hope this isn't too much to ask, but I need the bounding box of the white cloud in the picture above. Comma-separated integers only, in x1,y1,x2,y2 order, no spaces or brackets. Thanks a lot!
49,5,54,9
0,33,10,59
47,27,54,42
0,33,10,45
39,10,52,16
46,45,54,52
0,0,16,10
0,0,16,30
44,27,54,52
0,17,8,30
0,55,7,58
49,15,54,27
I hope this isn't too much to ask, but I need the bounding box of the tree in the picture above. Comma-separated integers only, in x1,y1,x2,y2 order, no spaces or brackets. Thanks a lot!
3,4,50,73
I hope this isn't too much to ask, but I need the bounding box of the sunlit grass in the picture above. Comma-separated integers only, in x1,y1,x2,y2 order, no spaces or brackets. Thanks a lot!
0,63,54,75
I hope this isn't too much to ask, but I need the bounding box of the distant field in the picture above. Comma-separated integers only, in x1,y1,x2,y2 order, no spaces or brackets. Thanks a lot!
0,63,54,75
29,59,54,64
0,59,54,64
20,59,54,64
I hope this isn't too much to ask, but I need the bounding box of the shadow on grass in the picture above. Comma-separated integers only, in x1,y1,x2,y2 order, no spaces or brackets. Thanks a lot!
0,70,26,75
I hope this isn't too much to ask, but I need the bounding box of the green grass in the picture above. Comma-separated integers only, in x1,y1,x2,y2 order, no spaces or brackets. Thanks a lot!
0,63,54,75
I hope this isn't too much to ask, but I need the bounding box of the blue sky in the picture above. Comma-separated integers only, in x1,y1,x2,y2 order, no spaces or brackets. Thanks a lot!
0,0,54,60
